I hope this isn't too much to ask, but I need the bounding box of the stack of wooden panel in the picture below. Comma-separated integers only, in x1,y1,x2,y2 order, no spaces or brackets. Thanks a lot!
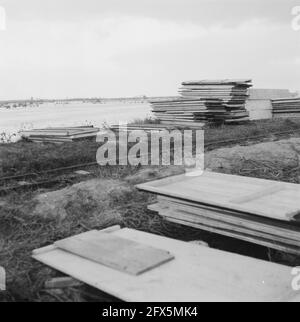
110,123,177,132
20,126,100,143
150,79,252,125
110,123,204,133
272,97,300,118
245,89,297,121
137,171,300,255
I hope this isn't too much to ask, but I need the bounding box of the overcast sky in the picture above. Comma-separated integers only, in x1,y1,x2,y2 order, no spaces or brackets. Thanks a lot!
0,0,299,99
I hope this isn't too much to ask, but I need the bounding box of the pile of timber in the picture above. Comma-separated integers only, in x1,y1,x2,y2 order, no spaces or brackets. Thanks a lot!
110,123,175,132
137,171,300,255
109,123,203,133
20,126,100,143
150,79,252,125
272,97,300,118
245,89,297,120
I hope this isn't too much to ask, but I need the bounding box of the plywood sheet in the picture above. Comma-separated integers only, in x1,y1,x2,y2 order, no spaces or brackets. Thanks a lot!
149,201,300,243
166,217,300,255
152,206,300,254
33,228,299,302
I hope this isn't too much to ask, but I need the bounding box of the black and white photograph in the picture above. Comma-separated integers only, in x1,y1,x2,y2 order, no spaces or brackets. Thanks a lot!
0,0,300,305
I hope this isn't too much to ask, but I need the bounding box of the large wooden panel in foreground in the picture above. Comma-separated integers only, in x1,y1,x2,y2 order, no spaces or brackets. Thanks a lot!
33,227,298,302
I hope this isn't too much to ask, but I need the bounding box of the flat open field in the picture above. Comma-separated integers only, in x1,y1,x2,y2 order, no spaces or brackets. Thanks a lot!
0,101,151,140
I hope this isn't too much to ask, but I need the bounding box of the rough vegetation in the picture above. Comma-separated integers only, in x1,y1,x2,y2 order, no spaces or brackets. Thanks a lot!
206,137,300,183
1,118,300,178
1,119,300,301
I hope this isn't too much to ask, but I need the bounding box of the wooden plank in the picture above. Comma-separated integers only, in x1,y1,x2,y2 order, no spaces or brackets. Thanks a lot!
150,202,300,243
45,277,82,289
161,197,300,234
149,197,300,252
149,201,300,242
166,217,300,255
74,170,91,176
32,230,99,256
32,227,121,256
55,232,174,276
33,228,297,302
155,206,300,249
182,79,252,85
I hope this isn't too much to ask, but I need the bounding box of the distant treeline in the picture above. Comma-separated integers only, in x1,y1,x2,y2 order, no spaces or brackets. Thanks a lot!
0,96,178,108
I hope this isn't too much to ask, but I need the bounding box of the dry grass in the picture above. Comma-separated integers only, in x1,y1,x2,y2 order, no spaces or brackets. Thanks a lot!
0,175,211,302
2,160,300,302
205,118,300,143
1,118,300,178
1,118,300,301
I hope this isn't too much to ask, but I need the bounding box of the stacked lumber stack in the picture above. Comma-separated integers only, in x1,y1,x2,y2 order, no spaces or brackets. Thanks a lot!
150,79,252,125
137,171,300,255
20,126,100,143
246,89,297,120
109,123,204,133
272,97,300,118
110,123,176,133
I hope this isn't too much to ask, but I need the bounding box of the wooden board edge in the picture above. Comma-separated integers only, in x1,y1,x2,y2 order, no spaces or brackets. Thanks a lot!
32,226,121,256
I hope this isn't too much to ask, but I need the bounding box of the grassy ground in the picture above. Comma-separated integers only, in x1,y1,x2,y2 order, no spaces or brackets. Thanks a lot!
1,118,300,178
3,167,294,302
1,118,300,302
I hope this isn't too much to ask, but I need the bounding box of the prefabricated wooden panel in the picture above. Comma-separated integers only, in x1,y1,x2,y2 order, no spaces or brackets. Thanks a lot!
149,201,300,243
150,79,251,124
149,205,300,254
182,79,252,86
274,113,300,118
33,228,299,302
157,197,300,232
271,97,300,119
166,217,300,256
137,171,300,222
272,98,300,103
20,126,100,143
55,231,174,275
